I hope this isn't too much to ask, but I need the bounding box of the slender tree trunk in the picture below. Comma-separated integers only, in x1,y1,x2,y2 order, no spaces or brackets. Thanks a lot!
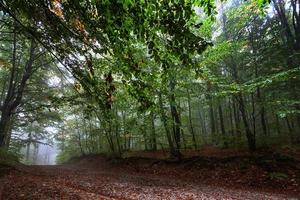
187,88,197,149
251,93,257,137
169,91,181,150
286,117,294,143
150,111,157,151
121,111,128,151
106,120,115,154
229,98,234,135
26,131,32,161
209,101,216,141
218,101,227,147
257,88,267,136
77,128,85,156
114,108,122,155
237,94,256,151
198,104,207,143
273,0,295,50
83,119,91,154
33,144,39,163
275,113,281,136
233,95,242,140
181,129,187,149
158,91,179,158
199,110,207,136
142,117,148,151
115,120,122,156
169,79,181,159
98,112,115,155
128,135,131,150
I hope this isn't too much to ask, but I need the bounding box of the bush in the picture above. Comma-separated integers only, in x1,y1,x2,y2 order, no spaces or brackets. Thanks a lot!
0,148,19,166
0,148,19,176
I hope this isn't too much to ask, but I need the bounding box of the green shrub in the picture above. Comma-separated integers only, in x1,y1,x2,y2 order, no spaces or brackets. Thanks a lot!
0,148,20,176
0,148,19,166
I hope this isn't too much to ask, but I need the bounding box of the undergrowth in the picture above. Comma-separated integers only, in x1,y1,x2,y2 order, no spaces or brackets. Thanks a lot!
0,148,19,176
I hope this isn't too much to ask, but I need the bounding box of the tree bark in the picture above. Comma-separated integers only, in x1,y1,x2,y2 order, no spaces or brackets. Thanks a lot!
237,94,256,151
169,78,181,159
207,83,216,143
218,101,227,147
187,88,197,149
158,91,179,159
150,111,157,151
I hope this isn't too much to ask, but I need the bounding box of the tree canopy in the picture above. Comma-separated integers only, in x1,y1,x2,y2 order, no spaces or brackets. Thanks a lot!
0,0,299,161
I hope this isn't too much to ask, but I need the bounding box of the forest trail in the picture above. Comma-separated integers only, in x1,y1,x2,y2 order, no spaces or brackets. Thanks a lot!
1,161,295,200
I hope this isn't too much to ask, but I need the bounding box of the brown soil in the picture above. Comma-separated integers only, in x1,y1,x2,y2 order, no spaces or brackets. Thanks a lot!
1,146,299,199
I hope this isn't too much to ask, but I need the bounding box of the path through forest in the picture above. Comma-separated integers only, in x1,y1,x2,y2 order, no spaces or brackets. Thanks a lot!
1,159,295,200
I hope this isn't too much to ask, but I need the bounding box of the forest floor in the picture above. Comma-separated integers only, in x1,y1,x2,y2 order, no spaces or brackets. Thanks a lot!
1,146,300,200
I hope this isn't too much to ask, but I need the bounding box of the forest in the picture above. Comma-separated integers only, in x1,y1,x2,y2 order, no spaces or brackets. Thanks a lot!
0,0,300,199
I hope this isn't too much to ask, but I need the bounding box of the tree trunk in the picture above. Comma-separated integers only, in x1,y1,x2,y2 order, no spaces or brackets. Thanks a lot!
207,83,216,143
169,79,181,159
0,111,12,147
233,93,242,141
198,102,207,135
251,93,257,137
218,101,227,147
273,0,295,50
115,121,122,156
77,128,85,156
237,94,256,151
26,131,32,161
221,4,255,150
228,98,234,135
286,117,294,143
142,117,148,151
158,91,179,159
187,88,197,149
181,129,187,150
106,120,115,154
150,111,157,151
0,38,36,148
256,82,267,137
275,113,281,136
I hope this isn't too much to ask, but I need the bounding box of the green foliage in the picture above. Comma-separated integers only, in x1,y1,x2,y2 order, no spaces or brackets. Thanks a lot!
1,0,299,161
0,148,19,168
56,146,82,164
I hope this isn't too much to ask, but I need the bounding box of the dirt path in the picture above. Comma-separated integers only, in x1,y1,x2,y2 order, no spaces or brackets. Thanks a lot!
1,164,295,200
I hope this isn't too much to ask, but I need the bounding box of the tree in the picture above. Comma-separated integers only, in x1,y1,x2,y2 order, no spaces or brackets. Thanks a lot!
0,17,38,147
